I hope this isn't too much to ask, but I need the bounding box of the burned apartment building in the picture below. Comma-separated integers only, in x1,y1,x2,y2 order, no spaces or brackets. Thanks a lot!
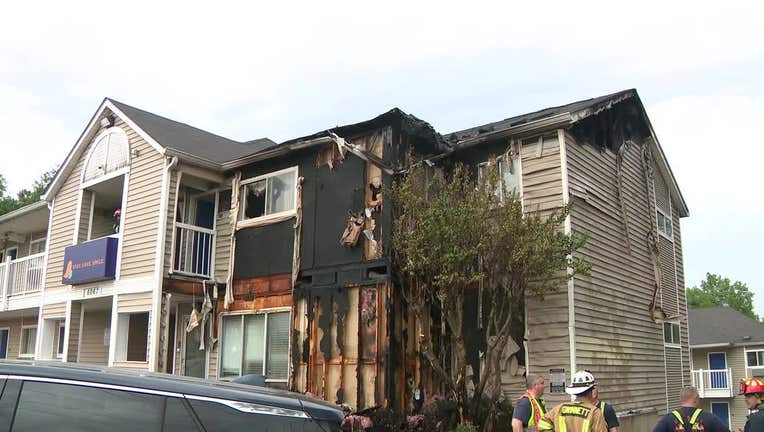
0,89,688,430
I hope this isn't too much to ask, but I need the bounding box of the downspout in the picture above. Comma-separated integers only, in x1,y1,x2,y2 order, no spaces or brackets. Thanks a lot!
149,156,178,372
558,129,577,392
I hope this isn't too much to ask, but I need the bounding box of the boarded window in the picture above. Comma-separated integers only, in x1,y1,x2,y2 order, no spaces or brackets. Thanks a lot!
220,311,290,382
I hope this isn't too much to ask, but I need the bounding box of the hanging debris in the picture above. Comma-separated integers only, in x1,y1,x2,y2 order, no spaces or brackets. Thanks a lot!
340,211,365,247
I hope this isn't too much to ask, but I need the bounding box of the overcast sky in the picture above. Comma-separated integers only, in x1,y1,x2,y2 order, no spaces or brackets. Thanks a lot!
1,1,762,315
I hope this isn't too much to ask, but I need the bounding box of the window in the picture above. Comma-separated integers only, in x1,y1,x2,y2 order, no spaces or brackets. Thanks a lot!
657,210,673,239
12,380,162,432
19,326,36,357
5,247,18,261
478,153,521,201
83,129,130,183
56,322,66,358
220,311,290,382
0,328,8,359
747,350,764,377
29,238,46,255
663,321,680,345
238,168,297,221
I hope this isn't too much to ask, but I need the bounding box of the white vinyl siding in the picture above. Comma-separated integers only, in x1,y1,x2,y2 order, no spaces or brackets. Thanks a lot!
82,128,130,183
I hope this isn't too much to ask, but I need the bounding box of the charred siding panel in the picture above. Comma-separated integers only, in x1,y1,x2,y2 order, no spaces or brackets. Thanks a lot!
665,346,683,408
118,117,165,279
566,134,668,412
234,221,294,279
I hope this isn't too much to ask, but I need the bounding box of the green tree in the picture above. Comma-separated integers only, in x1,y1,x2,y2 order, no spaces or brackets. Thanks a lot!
391,161,589,430
687,273,759,320
0,168,57,216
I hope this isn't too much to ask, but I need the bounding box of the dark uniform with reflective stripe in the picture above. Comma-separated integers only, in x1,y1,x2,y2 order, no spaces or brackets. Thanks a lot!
597,401,619,430
744,405,763,432
652,407,729,432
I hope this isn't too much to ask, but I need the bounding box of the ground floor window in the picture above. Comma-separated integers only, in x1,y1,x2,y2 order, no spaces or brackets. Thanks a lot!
56,321,66,358
116,312,149,362
220,311,290,382
0,328,8,359
20,326,37,357
710,402,730,428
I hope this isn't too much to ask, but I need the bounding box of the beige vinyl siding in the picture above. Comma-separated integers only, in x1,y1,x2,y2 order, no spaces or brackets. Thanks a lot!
692,347,748,430
665,346,683,408
208,338,218,379
673,212,691,385
520,134,564,213
117,291,153,313
42,302,67,319
67,302,82,362
77,191,93,242
0,317,34,360
163,170,179,274
79,309,110,365
215,204,231,281
519,133,569,404
117,117,165,279
566,134,668,412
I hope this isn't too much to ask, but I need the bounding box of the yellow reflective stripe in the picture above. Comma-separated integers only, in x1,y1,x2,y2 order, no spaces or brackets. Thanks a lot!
599,401,605,411
689,408,702,424
537,418,554,431
672,410,684,425
558,416,568,432
528,397,536,426
582,418,591,432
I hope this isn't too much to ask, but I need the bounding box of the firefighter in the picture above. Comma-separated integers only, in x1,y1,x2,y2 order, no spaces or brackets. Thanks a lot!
591,387,619,432
537,371,608,432
512,374,548,432
739,377,764,432
652,386,729,432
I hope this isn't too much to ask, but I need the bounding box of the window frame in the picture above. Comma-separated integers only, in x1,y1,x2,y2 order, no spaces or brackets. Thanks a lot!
4,247,18,262
745,348,764,378
656,208,673,240
238,167,299,224
477,149,522,203
218,308,291,383
710,402,731,429
663,321,681,347
81,127,131,186
29,237,46,255
56,321,66,359
19,325,37,358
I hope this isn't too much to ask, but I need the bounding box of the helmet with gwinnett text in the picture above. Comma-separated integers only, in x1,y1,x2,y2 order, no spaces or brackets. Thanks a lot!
739,377,764,396
566,371,597,395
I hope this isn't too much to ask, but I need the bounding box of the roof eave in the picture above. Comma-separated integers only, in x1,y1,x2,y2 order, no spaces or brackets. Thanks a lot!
0,201,48,224
451,112,573,152
221,136,334,171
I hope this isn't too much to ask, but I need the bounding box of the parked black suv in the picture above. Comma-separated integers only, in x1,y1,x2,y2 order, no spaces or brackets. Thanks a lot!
0,361,343,431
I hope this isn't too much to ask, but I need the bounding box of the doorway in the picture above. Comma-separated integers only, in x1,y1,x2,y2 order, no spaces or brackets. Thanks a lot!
710,402,730,428
180,314,206,378
709,352,728,388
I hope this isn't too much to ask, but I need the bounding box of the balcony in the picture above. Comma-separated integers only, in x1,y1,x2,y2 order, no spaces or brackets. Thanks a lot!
0,253,45,309
691,369,734,398
173,223,214,278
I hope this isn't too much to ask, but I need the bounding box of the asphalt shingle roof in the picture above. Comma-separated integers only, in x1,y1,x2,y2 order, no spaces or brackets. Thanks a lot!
688,306,764,346
109,99,276,164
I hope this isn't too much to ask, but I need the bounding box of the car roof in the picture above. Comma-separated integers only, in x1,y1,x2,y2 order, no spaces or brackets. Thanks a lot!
0,360,341,420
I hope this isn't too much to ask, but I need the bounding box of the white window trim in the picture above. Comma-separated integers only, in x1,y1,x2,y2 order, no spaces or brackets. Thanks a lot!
56,321,66,358
663,320,681,348
745,347,764,377
29,237,46,255
19,325,37,358
0,327,9,359
710,402,731,428
218,308,291,382
238,167,299,223
657,208,673,241
477,145,522,203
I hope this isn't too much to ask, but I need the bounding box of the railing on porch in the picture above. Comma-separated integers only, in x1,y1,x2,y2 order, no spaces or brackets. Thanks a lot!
173,223,214,278
7,253,46,296
691,368,734,398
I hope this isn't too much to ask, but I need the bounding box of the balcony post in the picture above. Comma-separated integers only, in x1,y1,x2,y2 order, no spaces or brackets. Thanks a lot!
1,257,11,310
698,369,705,397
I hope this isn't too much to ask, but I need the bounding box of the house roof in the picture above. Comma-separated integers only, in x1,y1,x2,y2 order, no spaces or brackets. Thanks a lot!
688,307,764,347
108,99,277,164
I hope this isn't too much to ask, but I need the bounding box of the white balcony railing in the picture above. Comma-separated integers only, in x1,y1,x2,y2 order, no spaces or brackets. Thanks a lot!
173,222,214,278
691,368,734,398
7,253,45,296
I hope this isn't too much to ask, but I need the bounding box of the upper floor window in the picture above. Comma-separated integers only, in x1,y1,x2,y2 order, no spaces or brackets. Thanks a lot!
663,321,680,346
238,167,298,222
657,209,673,239
477,152,520,201
83,128,130,183
747,350,764,378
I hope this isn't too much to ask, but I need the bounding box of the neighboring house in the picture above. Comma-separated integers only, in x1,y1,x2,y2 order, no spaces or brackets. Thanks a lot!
689,306,764,430
0,202,49,360
0,89,690,430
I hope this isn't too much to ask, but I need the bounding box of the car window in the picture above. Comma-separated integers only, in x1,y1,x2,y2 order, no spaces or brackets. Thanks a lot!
12,381,163,432
163,397,200,432
189,398,318,432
